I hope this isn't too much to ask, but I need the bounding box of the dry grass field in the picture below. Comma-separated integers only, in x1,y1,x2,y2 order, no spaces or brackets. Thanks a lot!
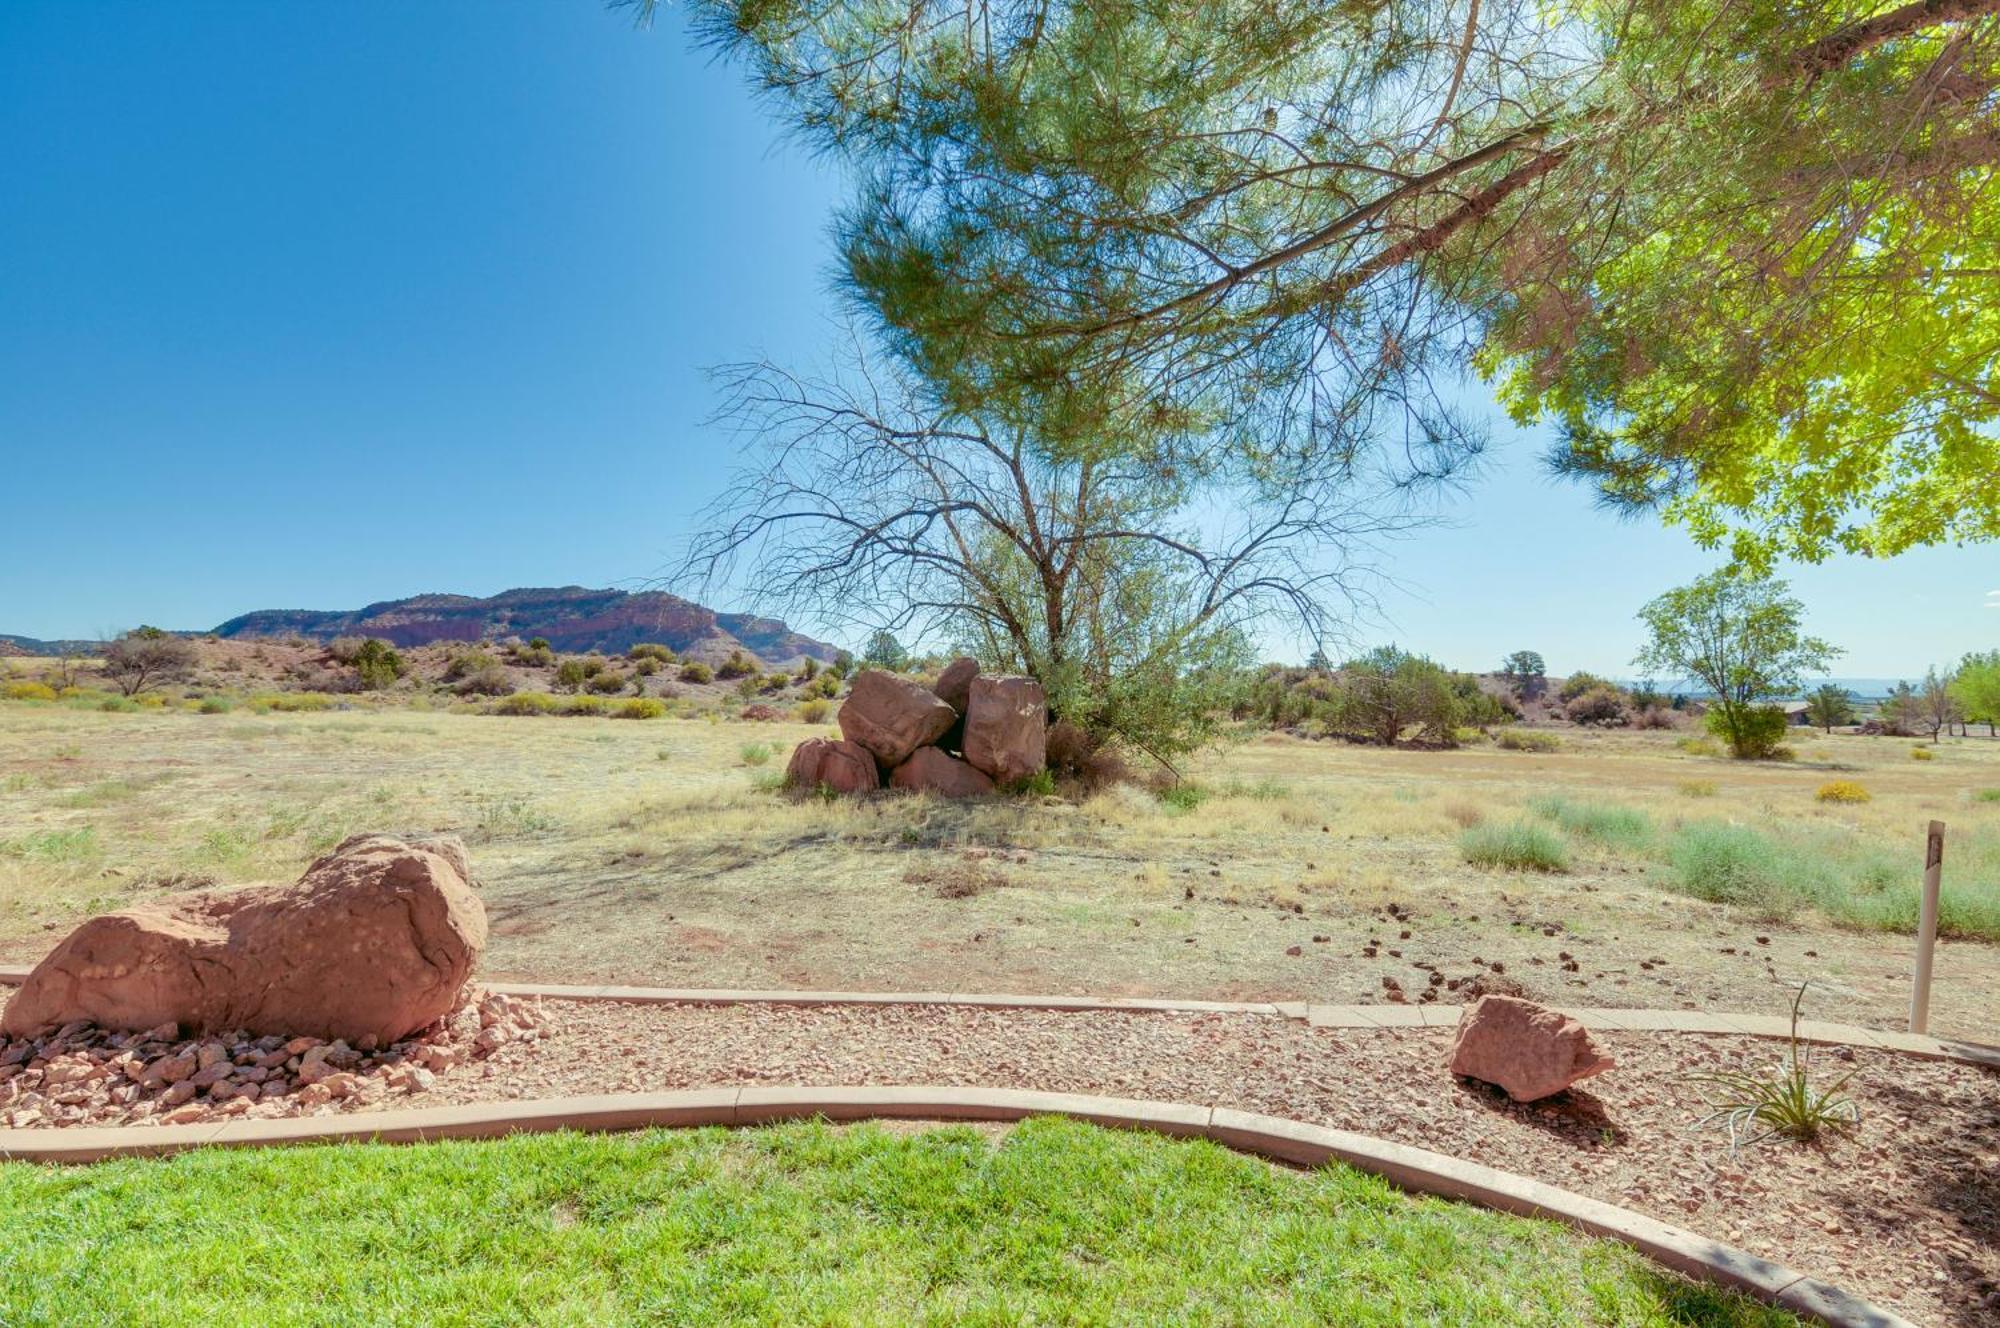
1,702,1995,1041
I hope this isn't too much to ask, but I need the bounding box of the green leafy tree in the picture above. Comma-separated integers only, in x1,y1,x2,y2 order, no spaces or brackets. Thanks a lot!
679,0,2000,568
1500,651,1546,701
1331,646,1461,747
1878,680,1923,735
1917,665,1964,742
1633,571,1839,759
860,631,909,672
1804,683,1855,734
1952,650,2000,736
350,638,406,691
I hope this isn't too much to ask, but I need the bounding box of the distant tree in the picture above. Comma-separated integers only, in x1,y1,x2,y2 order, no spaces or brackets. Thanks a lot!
1333,646,1460,747
102,626,198,697
860,631,909,672
1564,686,1629,728
716,649,759,681
1557,671,1614,703
829,650,854,679
1917,666,1963,743
1804,684,1855,734
1952,650,2000,737
1877,681,1922,736
1634,571,1839,759
1306,648,1332,673
1500,651,1546,701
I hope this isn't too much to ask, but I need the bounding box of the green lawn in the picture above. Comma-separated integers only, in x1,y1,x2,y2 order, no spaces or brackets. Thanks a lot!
0,1118,1797,1327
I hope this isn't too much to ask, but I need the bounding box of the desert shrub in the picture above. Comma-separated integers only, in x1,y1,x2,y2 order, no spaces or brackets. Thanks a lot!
1442,800,1483,828
808,672,841,698
1677,734,1724,757
561,695,609,716
554,658,605,690
628,643,676,663
1494,727,1560,752
1005,769,1059,797
1678,779,1718,797
1910,747,1935,761
1704,703,1790,759
1668,823,1801,917
327,636,366,665
796,698,833,724
251,692,334,712
633,657,661,677
615,698,667,720
444,650,501,682
102,627,199,696
1977,789,2000,803
796,657,821,682
1631,704,1680,730
509,643,556,669
1693,984,1859,1152
452,666,514,697
1529,796,1652,851
716,650,758,680
739,741,776,766
1815,781,1871,804
197,695,234,714
1154,782,1210,812
98,696,139,712
3,682,58,702
1563,685,1629,727
349,638,406,690
586,670,628,695
739,703,784,722
1459,822,1569,872
1557,671,1614,702
679,662,714,684
493,692,558,716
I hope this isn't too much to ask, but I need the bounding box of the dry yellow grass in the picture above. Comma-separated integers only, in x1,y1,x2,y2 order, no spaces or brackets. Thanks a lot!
1,703,1995,1039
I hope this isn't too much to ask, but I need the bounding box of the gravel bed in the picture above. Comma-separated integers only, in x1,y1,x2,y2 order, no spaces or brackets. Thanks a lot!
5,992,1995,1326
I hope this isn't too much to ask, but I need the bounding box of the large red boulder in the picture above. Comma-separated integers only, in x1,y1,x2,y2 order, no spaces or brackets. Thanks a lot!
963,675,1047,784
785,737,880,794
890,746,996,798
838,669,956,767
1,834,486,1045
1448,995,1615,1102
931,656,979,751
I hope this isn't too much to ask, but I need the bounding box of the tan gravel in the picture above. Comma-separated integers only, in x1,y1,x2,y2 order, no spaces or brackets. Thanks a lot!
5,991,1995,1326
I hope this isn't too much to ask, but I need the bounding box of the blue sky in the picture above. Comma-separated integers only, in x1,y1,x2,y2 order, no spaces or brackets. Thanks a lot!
0,1,1992,677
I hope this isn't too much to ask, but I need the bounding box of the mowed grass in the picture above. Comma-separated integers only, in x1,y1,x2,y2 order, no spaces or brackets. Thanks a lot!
0,1117,1798,1328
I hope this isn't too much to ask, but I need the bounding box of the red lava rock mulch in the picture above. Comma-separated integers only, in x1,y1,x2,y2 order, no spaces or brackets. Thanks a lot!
3,992,1995,1326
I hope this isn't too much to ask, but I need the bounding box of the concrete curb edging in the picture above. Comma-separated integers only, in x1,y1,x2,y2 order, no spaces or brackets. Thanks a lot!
6,965,1990,1069
0,1085,1912,1328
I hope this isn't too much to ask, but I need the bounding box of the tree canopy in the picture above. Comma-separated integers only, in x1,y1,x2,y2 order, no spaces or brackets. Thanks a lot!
676,0,1999,567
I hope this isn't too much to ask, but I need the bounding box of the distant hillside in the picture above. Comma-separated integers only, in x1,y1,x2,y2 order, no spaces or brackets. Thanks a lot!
0,633,101,658
211,586,841,665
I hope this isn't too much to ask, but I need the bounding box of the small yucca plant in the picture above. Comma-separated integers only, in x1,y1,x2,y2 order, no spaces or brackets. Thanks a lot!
1691,984,1859,1153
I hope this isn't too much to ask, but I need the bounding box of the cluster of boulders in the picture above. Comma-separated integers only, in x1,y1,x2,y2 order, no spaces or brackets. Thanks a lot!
787,659,1049,797
1449,994,1616,1102
0,832,528,1129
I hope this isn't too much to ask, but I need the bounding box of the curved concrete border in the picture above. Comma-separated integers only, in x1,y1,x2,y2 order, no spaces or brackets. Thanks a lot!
6,965,1990,1069
0,1085,1911,1328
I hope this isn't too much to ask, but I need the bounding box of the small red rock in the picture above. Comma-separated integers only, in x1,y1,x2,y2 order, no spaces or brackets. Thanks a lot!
1449,995,1615,1102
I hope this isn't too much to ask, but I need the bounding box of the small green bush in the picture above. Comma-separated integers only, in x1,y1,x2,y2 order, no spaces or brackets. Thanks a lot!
452,666,513,698
1528,796,1652,851
796,698,833,724
586,670,629,695
1493,727,1560,752
739,741,775,766
350,638,406,690
1706,704,1789,759
679,662,714,684
444,650,500,682
1155,782,1211,812
1976,789,2000,803
555,658,603,690
808,673,841,699
716,650,758,681
493,692,558,716
1459,822,1569,872
98,696,140,712
615,698,666,720
197,696,235,715
561,695,609,717
1667,823,1798,917
1006,769,1058,797
628,643,676,662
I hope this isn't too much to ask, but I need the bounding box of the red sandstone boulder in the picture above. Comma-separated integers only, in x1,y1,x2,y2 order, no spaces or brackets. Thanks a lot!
785,737,880,794
890,746,996,798
1,834,486,1045
963,675,1047,784
838,669,957,767
931,656,979,750
1448,995,1615,1102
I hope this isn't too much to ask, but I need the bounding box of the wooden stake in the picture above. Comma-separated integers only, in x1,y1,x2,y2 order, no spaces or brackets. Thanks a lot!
1908,820,1944,1035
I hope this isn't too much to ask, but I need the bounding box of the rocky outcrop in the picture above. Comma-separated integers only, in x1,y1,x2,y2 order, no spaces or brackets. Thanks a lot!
212,587,841,665
2,834,487,1046
784,737,881,795
963,676,1049,785
838,670,958,768
890,746,997,798
1448,995,1615,1102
